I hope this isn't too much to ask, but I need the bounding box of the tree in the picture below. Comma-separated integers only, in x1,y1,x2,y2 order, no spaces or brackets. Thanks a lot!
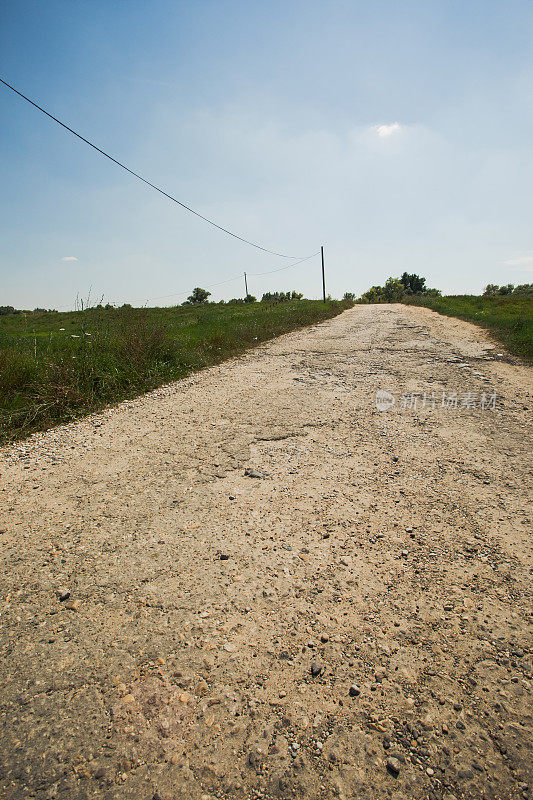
498,284,514,295
359,273,440,303
484,284,499,296
343,292,356,302
400,272,426,294
244,294,257,303
513,283,533,295
359,285,385,303
183,287,211,305
261,290,303,303
383,277,405,302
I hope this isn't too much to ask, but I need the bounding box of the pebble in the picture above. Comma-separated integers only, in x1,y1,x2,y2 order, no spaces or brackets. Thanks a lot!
244,468,268,479
349,684,360,697
386,757,401,776
56,588,70,602
458,768,474,780
310,663,323,677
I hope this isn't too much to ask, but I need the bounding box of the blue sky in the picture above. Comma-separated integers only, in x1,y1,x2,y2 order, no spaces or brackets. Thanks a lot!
1,0,532,308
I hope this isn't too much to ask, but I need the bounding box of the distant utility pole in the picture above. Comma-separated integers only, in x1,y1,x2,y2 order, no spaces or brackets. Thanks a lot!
244,272,248,297
321,246,326,302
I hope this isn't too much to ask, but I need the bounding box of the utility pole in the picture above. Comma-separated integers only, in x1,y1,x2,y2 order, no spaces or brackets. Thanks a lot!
244,272,248,297
321,246,326,302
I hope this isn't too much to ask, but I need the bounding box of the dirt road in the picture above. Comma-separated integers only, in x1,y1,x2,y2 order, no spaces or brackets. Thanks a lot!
0,304,531,800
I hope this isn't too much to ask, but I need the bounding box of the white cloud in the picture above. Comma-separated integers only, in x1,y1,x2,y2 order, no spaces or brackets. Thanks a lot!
503,254,533,271
61,256,79,262
374,122,402,138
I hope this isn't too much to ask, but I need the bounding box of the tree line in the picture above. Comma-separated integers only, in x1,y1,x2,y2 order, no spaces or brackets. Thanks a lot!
483,283,532,296
181,288,304,305
357,272,441,303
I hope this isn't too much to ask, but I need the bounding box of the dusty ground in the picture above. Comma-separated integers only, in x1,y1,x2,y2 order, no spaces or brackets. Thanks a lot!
0,303,531,800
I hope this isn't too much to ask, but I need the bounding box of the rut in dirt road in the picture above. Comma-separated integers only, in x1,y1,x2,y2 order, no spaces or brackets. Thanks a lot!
0,304,531,800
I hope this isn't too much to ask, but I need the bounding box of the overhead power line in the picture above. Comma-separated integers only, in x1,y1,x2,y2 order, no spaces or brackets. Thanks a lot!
0,76,311,259
250,251,320,277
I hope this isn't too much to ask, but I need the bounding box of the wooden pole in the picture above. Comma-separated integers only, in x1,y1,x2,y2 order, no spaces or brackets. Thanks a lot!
321,246,326,302
244,272,248,297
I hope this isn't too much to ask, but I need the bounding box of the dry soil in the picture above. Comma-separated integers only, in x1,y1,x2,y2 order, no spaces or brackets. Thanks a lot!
0,304,531,800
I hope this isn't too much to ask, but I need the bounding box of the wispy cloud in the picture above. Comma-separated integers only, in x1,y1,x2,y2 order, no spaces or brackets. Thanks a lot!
374,122,402,138
503,254,533,271
61,256,79,262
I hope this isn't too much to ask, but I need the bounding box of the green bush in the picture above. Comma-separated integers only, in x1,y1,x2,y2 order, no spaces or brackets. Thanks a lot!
358,274,440,303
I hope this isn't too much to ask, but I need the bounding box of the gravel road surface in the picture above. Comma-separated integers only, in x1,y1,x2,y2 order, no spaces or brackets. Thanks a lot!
1,304,531,800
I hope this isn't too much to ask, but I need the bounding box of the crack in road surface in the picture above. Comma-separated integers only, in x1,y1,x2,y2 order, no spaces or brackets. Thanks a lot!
0,304,531,800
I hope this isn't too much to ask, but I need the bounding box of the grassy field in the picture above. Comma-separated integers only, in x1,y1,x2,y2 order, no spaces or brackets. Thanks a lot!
0,299,351,444
403,294,533,362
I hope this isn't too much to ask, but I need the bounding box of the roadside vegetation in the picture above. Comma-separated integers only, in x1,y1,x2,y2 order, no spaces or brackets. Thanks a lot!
357,272,441,303
0,295,352,444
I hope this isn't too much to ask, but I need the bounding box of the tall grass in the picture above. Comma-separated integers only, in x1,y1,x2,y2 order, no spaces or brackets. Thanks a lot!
403,294,533,362
0,300,351,443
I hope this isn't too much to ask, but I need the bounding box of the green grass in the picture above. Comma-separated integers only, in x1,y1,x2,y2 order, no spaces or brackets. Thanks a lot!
403,294,533,362
0,300,351,444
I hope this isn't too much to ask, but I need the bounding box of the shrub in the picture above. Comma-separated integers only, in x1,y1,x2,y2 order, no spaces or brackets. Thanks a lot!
261,290,303,303
359,274,439,303
183,287,211,305
513,284,533,295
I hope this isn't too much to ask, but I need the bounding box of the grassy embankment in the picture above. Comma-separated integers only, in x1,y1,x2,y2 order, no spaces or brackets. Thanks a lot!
403,294,533,362
0,300,351,444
